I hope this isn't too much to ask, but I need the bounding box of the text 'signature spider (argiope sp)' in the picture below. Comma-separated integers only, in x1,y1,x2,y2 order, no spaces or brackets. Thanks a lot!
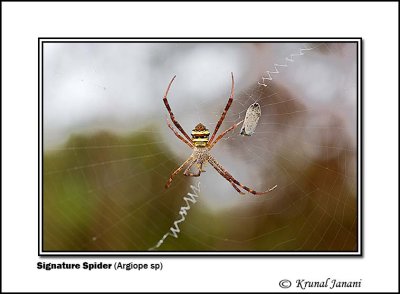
162,72,277,195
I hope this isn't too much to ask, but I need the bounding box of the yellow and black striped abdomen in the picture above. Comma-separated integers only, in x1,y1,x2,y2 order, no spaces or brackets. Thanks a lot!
191,123,210,147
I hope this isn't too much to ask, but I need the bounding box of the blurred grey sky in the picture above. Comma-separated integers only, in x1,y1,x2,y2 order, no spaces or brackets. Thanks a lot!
43,42,357,149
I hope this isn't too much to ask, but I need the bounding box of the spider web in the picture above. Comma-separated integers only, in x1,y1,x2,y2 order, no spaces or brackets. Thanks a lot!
42,41,359,253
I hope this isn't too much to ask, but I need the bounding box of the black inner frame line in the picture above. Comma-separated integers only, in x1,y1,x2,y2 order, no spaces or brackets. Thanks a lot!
38,38,362,257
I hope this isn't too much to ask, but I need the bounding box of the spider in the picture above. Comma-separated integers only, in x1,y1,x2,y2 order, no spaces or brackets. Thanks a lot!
162,72,277,195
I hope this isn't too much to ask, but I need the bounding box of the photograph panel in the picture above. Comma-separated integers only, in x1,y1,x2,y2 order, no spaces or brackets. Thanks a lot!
40,39,360,254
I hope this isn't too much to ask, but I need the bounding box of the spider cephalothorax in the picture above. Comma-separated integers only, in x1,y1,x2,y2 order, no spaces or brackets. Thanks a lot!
162,72,277,195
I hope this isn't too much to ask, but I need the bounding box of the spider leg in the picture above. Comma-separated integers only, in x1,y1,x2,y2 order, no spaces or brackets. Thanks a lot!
165,156,193,189
166,117,194,148
184,171,201,177
228,180,246,194
208,156,277,195
208,159,245,194
162,75,193,143
208,119,244,149
199,163,206,172
209,72,235,144
183,160,201,177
